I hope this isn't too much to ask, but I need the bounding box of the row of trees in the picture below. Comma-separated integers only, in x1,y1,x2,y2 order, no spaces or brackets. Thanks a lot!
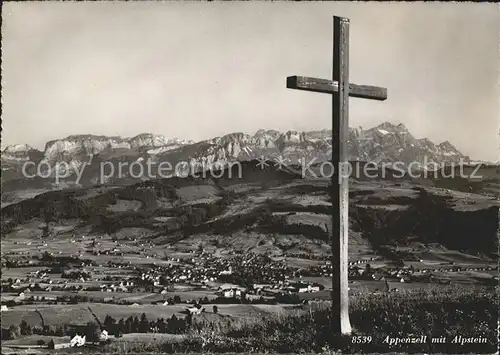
4,306,232,341
2,321,67,340
103,313,189,335
2,314,185,341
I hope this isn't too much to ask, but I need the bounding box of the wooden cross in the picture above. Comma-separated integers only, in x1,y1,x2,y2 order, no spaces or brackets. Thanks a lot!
286,16,387,336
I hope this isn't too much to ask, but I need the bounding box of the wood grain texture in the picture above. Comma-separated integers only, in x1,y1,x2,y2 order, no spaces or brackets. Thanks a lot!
331,15,352,336
286,76,387,101
285,15,389,336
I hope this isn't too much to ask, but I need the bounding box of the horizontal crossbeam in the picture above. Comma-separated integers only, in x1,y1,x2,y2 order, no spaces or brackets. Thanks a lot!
286,75,387,101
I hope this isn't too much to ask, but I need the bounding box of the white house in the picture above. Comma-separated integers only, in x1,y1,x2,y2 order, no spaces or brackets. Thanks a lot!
218,288,242,298
70,335,86,347
186,307,204,315
298,285,320,293
253,283,272,290
287,283,320,293
100,330,109,341
1,305,8,311
219,266,232,275
218,284,245,298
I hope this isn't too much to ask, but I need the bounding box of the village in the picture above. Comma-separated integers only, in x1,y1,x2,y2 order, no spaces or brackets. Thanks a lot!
2,237,498,301
2,235,497,296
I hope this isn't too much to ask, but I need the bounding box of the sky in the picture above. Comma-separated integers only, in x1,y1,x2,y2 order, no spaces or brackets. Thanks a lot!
1,2,499,161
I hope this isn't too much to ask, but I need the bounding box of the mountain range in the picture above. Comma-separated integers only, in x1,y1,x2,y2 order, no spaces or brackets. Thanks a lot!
2,122,470,187
1,122,498,260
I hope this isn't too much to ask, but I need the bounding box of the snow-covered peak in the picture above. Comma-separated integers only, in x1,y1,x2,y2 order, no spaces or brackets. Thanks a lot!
1,144,44,164
3,124,471,180
129,133,172,148
377,128,391,135
436,141,465,159
373,122,409,135
2,144,34,154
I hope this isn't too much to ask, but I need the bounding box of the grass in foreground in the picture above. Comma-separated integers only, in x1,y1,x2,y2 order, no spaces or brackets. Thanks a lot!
93,285,499,353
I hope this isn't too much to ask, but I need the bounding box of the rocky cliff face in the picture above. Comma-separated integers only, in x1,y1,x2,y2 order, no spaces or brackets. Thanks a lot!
1,144,45,182
41,134,194,163
159,122,469,173
1,123,470,189
2,144,44,162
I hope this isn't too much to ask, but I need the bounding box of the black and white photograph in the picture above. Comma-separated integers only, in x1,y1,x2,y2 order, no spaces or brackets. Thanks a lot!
1,2,499,354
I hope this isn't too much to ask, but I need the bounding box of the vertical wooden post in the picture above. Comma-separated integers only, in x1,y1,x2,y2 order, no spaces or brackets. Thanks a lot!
331,15,352,336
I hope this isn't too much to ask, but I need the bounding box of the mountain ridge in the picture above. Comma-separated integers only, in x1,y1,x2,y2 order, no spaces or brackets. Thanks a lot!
2,122,470,165
2,122,481,194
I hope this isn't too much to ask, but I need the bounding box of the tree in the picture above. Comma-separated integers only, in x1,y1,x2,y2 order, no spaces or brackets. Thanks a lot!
363,264,373,278
124,316,133,334
159,275,169,286
114,330,123,338
20,320,32,336
186,312,193,328
117,319,125,335
41,251,54,262
157,318,166,333
213,305,218,314
139,313,149,333
167,314,179,334
42,223,53,238
173,295,181,304
55,325,67,337
42,325,55,335
85,322,101,343
132,316,140,333
103,315,116,332
7,325,21,340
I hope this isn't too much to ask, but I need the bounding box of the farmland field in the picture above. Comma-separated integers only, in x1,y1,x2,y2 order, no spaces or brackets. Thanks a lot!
0,302,301,328
1,161,498,354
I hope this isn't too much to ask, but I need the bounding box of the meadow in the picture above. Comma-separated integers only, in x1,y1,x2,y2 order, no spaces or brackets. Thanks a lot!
73,285,499,354
2,167,498,354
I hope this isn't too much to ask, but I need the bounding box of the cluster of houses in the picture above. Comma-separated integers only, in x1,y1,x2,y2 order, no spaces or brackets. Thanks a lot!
47,329,110,349
2,278,90,294
213,280,323,299
126,253,299,290
48,335,86,349
3,241,499,311
216,283,245,298
92,247,125,257
380,267,413,283
253,282,322,295
414,265,497,273
299,258,377,279
98,280,135,293
127,256,327,299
